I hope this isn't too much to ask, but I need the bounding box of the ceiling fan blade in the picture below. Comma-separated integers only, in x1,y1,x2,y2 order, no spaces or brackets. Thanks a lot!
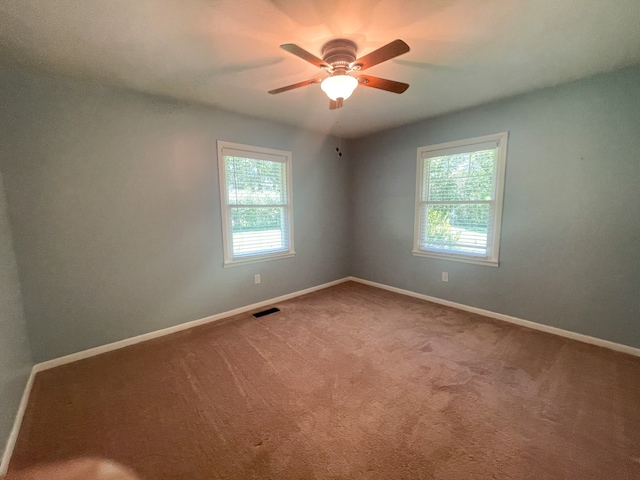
357,75,409,94
353,39,410,71
280,44,328,69
268,78,322,95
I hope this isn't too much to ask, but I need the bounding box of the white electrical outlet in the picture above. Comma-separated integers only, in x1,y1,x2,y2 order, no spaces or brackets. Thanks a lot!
254,274,261,284
441,272,449,282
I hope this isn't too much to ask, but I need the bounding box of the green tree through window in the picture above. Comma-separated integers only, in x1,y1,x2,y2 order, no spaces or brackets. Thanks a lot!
414,133,508,266
218,141,295,266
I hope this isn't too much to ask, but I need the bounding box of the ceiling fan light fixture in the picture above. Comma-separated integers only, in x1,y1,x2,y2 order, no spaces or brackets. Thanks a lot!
272,39,410,108
321,74,358,101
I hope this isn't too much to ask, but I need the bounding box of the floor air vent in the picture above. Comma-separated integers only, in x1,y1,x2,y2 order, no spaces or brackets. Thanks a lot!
252,307,280,318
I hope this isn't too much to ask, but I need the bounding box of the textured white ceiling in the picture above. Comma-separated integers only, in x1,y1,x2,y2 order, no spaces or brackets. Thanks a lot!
1,0,640,138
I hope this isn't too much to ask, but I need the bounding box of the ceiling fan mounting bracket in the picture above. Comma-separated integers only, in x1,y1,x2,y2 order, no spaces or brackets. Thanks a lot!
321,39,358,71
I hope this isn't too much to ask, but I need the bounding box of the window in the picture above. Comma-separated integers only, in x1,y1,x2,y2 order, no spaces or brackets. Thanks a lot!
218,141,294,266
413,132,508,267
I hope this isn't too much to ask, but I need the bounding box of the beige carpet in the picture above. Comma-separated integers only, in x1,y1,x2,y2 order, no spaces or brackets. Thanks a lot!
9,282,640,479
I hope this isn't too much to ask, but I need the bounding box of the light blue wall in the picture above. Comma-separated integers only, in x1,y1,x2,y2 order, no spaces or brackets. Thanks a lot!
0,171,32,458
0,68,351,363
350,66,640,349
1,63,638,368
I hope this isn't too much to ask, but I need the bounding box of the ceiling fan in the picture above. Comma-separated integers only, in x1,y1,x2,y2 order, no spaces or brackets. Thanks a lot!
269,39,410,109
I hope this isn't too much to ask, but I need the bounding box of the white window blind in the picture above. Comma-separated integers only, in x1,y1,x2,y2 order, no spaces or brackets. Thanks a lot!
413,133,508,266
218,141,294,266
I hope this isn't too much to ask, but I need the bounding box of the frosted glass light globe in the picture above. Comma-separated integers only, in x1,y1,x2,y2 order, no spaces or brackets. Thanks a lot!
321,75,358,101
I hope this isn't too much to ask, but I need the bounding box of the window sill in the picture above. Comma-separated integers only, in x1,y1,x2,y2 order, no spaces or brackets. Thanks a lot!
223,251,296,268
412,249,498,267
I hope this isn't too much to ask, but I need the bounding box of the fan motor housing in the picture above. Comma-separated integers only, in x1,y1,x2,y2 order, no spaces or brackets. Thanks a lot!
321,39,357,71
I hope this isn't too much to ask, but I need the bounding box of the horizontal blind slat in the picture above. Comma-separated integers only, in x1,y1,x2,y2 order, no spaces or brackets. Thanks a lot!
421,140,499,159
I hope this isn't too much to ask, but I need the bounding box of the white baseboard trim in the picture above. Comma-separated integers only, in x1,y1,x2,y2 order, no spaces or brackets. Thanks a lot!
34,277,351,373
0,368,36,476
347,276,640,358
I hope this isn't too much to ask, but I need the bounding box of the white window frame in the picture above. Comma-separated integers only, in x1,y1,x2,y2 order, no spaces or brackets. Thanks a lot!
413,132,508,267
217,141,295,267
